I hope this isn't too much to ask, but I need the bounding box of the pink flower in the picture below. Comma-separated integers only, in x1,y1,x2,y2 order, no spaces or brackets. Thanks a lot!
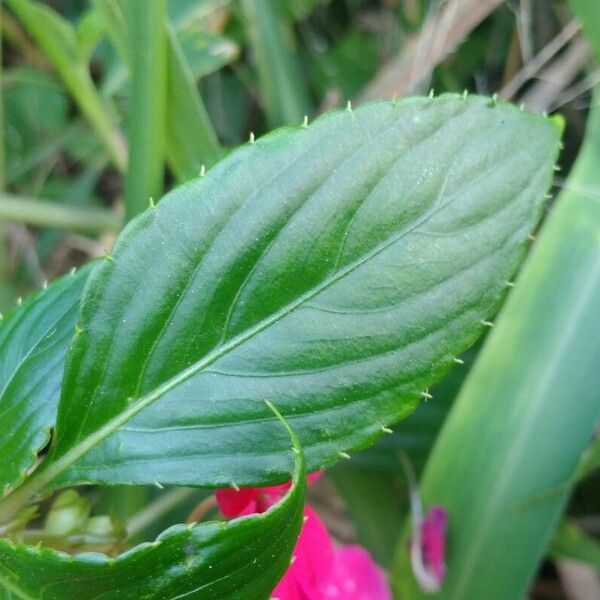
216,475,392,600
215,472,323,517
273,506,391,600
410,505,448,593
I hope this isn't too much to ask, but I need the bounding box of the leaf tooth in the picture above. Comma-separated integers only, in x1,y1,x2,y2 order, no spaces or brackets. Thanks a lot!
153,481,164,489
199,164,206,178
346,100,353,114
16,297,22,306
230,480,240,491
428,88,435,98
421,389,433,401
338,451,351,460
505,280,515,288
380,424,393,434
148,197,155,209
249,131,255,144
42,280,48,290
70,266,77,276
481,320,494,328
462,89,468,100
103,251,116,263
452,356,465,365
488,93,498,107
302,115,309,128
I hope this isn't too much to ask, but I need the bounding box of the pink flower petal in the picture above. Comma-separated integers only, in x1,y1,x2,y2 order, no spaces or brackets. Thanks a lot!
216,472,325,517
330,546,392,600
273,507,391,600
215,487,257,518
421,506,448,584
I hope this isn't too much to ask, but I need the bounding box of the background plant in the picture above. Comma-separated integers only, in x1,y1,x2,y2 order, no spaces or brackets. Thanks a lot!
0,1,599,599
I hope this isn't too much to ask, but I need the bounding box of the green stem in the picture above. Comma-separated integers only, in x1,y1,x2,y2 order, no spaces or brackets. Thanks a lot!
241,0,310,127
0,193,122,232
124,0,167,219
126,488,196,539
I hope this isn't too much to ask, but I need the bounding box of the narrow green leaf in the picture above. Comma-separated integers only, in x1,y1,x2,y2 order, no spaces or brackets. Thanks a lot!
165,25,222,180
393,96,600,600
549,520,600,570
577,436,600,481
0,96,560,518
0,266,90,498
0,434,305,599
570,0,600,60
95,0,222,181
124,0,167,219
241,0,310,126
0,193,122,233
5,0,127,172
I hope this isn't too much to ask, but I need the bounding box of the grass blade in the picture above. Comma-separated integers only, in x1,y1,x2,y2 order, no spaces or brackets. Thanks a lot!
393,102,600,599
241,0,310,126
124,0,167,219
165,24,222,180
6,0,127,172
94,0,222,181
0,192,122,233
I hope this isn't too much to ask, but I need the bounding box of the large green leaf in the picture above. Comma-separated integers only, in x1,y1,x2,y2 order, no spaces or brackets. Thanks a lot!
0,433,305,600
0,96,560,512
0,267,89,498
393,92,600,599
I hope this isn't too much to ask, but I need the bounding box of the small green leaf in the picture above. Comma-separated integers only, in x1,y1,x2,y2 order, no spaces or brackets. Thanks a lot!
550,520,600,570
5,0,126,171
0,266,89,497
2,96,560,505
0,437,305,600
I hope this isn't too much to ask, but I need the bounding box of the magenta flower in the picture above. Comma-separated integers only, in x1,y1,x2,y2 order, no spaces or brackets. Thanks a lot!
410,505,448,593
215,472,323,517
216,475,392,600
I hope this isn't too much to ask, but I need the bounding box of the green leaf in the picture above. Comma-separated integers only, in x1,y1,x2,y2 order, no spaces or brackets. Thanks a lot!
0,431,306,600
94,0,223,181
5,0,127,172
0,96,560,513
549,520,600,570
177,28,239,81
0,267,90,498
241,0,310,126
570,0,600,61
124,0,167,220
393,94,600,600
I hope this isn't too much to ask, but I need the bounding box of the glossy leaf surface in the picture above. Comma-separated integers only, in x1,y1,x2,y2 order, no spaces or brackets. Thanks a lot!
0,438,305,599
0,267,89,497
36,95,559,491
